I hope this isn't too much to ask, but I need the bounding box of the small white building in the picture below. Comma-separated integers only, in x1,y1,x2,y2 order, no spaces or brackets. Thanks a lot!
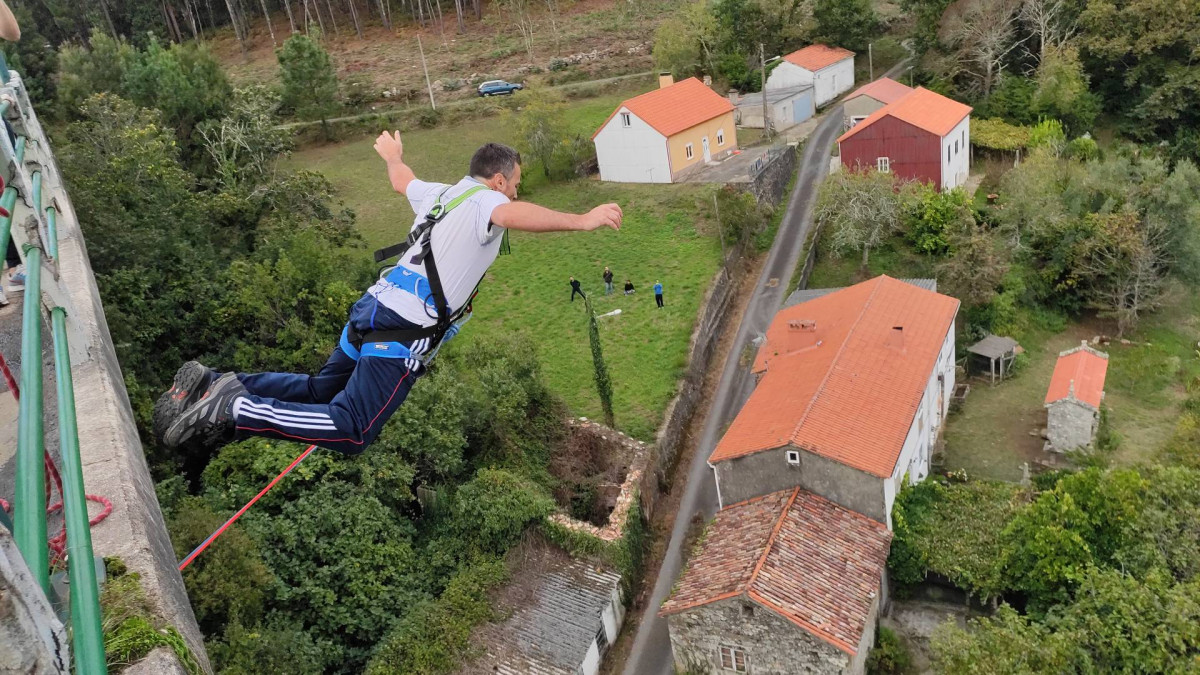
731,86,815,130
1044,342,1109,452
765,44,855,107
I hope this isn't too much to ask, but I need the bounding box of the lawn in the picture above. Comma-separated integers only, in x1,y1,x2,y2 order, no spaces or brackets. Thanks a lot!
287,86,723,440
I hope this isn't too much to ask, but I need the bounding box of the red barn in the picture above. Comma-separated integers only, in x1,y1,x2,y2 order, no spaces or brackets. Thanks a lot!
836,87,972,191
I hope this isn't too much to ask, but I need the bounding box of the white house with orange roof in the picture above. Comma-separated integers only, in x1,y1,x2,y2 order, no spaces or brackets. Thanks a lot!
592,74,737,183
765,44,855,107
707,276,960,528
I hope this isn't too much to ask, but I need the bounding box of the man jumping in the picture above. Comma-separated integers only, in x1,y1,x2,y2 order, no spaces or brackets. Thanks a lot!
154,132,622,454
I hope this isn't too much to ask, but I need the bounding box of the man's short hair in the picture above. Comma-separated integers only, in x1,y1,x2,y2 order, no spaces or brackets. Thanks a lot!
470,143,522,180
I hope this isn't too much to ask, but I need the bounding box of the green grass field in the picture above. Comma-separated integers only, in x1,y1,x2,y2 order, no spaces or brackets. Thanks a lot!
288,88,723,439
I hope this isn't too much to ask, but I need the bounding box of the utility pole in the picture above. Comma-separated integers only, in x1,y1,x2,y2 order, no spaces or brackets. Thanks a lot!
908,65,914,88
760,43,771,141
868,42,874,80
418,34,436,110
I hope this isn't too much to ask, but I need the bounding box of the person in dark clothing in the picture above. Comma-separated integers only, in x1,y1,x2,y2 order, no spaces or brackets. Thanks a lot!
623,279,634,295
603,266,614,295
570,276,586,301
654,280,664,308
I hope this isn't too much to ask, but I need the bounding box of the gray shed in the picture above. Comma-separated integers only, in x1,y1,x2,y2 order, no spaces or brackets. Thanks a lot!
967,335,1020,385
733,86,815,130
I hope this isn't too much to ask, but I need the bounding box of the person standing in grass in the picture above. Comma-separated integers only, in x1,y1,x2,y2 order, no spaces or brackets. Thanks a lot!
569,276,586,302
603,266,614,295
654,280,664,308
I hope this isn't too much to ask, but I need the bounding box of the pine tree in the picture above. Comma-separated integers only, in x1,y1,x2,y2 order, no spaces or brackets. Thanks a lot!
583,295,615,427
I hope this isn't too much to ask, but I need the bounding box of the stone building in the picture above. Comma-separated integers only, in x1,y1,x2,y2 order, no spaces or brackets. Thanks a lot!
708,276,960,528
659,488,891,674
1044,342,1109,452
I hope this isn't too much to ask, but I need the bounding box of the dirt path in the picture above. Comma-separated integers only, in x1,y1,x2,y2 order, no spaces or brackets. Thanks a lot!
274,70,653,131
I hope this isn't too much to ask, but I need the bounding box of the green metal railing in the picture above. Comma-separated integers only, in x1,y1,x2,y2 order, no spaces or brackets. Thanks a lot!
2,78,108,673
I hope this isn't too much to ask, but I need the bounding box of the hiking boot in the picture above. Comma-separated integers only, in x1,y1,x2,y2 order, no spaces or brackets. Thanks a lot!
153,361,218,446
162,372,246,450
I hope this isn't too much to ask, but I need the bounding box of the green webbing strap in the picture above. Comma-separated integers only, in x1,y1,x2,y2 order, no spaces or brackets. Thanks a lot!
431,184,487,218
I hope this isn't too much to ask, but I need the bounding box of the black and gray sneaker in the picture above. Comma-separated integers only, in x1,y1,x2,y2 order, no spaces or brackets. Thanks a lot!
153,361,218,446
162,372,247,450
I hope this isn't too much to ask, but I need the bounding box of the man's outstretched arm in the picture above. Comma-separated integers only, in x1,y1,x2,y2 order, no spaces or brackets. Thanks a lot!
374,130,416,196
492,201,623,233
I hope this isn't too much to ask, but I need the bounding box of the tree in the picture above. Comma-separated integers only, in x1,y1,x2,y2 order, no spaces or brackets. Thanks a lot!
938,0,1029,97
514,90,566,178
1032,45,1100,136
198,85,293,188
904,186,974,255
121,38,233,148
1078,210,1170,336
1020,0,1076,62
814,169,905,268
813,0,878,52
938,225,1010,307
277,34,340,126
583,295,615,427
452,468,554,555
652,2,718,79
931,605,1080,674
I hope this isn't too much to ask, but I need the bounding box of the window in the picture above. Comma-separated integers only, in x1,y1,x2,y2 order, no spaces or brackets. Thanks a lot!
962,129,966,146
595,625,609,654
947,146,951,162
719,645,748,672
955,140,959,154
686,143,694,159
786,450,801,465
620,112,631,127
876,156,890,172
717,128,726,146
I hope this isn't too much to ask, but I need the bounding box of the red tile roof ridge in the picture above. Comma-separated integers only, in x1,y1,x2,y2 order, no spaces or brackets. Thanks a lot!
747,590,857,655
786,276,886,447
745,487,802,591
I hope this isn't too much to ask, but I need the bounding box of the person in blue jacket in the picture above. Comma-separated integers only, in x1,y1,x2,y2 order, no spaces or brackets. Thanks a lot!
654,280,664,308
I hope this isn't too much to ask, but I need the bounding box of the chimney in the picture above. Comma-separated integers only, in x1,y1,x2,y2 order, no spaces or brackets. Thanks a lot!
728,89,741,105
885,325,905,349
703,75,713,87
789,319,817,332
658,72,674,89
787,319,821,351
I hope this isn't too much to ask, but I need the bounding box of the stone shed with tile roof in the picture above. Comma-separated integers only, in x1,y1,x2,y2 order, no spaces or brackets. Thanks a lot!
1044,342,1109,452
659,487,892,674
592,75,737,183
709,275,959,527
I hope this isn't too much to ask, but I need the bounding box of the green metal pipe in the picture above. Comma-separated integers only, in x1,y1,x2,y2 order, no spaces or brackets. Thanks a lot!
51,307,108,675
15,135,25,163
15,246,48,593
0,100,9,120
31,170,41,211
45,206,56,259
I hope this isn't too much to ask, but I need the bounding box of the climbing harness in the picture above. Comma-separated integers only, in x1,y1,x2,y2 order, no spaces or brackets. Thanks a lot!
349,184,491,355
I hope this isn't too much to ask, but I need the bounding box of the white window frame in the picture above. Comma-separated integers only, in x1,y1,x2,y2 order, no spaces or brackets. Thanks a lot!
876,156,890,172
954,139,960,155
719,645,748,672
717,128,726,146
620,112,631,127
595,625,609,654
786,450,801,466
686,143,694,159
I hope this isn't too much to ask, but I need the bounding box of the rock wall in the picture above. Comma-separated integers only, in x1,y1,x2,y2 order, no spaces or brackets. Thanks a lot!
1046,398,1098,452
0,527,68,674
748,146,799,205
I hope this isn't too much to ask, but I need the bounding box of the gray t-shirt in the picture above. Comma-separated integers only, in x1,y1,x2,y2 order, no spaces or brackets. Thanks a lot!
366,177,510,327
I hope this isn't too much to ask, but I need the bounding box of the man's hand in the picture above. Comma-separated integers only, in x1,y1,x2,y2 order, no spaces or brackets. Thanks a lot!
577,203,623,231
374,130,405,164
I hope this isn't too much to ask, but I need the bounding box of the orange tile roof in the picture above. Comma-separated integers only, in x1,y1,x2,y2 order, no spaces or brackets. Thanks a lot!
659,488,892,655
845,77,913,105
591,77,734,140
838,87,973,143
709,275,960,477
782,44,855,72
1045,344,1108,409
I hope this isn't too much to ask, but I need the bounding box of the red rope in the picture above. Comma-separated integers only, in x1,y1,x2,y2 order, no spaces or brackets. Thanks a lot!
177,443,317,572
0,349,113,568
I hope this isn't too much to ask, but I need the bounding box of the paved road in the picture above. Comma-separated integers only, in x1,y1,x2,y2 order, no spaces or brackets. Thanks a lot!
620,58,912,675
620,101,847,675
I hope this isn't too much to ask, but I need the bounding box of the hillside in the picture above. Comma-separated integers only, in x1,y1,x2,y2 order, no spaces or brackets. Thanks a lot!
208,0,679,104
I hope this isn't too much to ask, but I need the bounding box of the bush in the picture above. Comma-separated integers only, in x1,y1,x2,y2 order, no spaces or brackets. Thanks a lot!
548,57,570,71
342,74,376,108
418,107,442,128
867,627,913,675
1066,136,1100,161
